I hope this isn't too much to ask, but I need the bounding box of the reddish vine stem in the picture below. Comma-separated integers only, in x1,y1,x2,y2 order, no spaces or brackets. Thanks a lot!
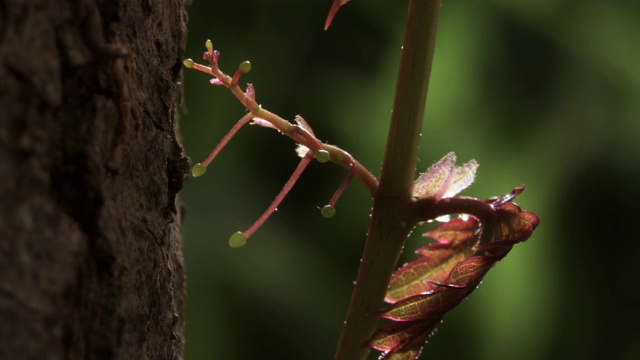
413,196,499,250
185,56,379,197
327,164,355,208
199,113,253,168
323,144,377,198
241,152,315,240
413,197,496,228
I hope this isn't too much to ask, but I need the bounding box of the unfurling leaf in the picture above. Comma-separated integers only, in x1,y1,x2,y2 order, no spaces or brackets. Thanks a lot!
368,320,436,360
385,218,478,303
368,189,539,359
412,152,478,202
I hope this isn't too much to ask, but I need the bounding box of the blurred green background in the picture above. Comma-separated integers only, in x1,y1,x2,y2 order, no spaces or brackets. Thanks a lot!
180,1,640,359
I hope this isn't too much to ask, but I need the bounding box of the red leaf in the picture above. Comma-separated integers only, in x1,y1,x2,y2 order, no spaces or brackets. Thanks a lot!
368,320,438,359
368,188,539,359
423,217,479,245
386,218,478,303
382,256,495,322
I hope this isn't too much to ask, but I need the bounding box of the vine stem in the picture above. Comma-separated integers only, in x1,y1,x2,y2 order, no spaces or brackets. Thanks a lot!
334,1,442,359
188,60,379,197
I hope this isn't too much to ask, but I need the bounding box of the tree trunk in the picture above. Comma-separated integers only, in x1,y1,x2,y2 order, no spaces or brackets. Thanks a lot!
0,1,188,359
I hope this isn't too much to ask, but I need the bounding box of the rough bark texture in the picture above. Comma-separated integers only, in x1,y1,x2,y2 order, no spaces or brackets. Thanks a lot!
0,1,189,359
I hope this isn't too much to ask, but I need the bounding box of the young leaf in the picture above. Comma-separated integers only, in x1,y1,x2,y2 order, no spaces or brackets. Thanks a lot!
385,218,478,303
368,190,539,359
368,320,436,360
412,152,478,202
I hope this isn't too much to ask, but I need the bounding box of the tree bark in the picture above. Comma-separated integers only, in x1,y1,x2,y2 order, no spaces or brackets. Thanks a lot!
0,1,188,359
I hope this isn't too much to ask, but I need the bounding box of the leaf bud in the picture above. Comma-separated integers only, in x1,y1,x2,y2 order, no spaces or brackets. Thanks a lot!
183,59,194,68
239,61,252,74
192,163,207,177
229,231,247,248
321,205,336,218
315,150,330,163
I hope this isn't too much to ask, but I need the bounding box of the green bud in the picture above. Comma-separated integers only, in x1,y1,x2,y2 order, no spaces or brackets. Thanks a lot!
239,61,252,74
315,150,330,163
205,39,214,52
229,231,247,248
183,59,194,68
192,163,207,177
321,205,336,219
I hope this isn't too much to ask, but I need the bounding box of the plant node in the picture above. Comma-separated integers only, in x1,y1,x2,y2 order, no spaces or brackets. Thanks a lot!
250,104,262,115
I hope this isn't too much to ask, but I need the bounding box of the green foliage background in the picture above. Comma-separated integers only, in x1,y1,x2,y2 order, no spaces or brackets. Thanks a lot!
180,1,640,359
